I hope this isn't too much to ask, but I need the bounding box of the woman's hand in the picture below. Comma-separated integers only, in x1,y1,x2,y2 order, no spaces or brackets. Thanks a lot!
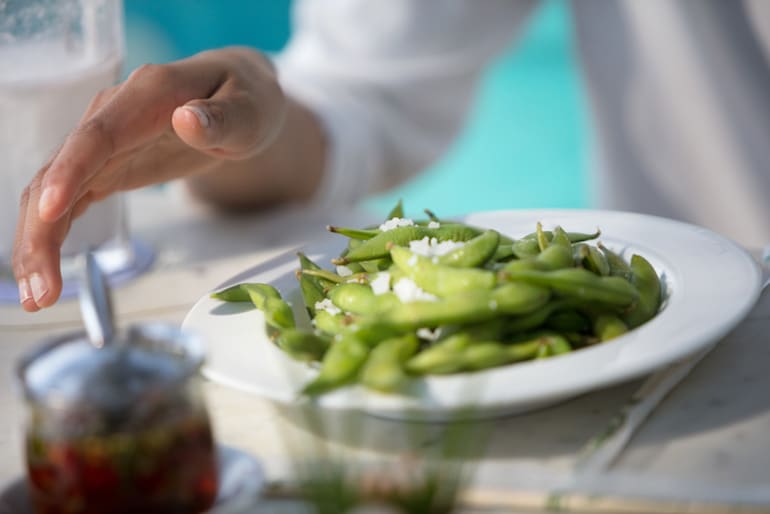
13,47,325,312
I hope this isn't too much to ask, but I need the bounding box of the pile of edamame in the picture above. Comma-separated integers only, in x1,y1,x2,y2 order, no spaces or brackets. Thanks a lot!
212,201,662,396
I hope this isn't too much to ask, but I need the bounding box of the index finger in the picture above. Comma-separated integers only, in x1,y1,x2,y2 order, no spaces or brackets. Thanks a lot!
38,58,227,223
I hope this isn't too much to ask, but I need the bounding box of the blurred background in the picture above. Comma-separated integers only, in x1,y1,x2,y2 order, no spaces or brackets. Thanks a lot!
124,0,589,218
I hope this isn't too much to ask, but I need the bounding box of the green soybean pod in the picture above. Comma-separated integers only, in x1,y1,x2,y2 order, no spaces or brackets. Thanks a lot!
505,268,639,307
491,282,551,315
360,334,419,392
622,254,662,329
550,226,572,248
512,237,541,259
535,222,550,252
261,297,296,330
547,335,573,355
328,283,399,315
501,258,540,274
297,271,325,319
503,301,563,334
598,243,633,281
521,228,600,244
327,225,379,240
507,339,542,362
437,229,500,268
593,314,628,341
534,244,574,271
296,253,328,317
546,310,590,333
491,243,516,262
278,329,331,361
584,245,611,277
335,226,428,264
300,268,362,285
461,342,513,371
390,245,496,297
372,292,497,332
301,334,371,396
210,282,281,303
313,309,349,336
385,198,405,220
336,224,481,264
405,333,472,375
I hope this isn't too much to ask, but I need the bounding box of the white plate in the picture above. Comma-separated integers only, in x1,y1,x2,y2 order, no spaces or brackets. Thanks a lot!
183,209,762,420
0,445,263,514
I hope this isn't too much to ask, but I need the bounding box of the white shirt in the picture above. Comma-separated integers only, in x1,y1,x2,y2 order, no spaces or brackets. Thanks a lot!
277,0,770,248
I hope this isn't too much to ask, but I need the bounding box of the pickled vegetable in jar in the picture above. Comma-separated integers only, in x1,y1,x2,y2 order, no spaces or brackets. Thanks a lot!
16,323,218,514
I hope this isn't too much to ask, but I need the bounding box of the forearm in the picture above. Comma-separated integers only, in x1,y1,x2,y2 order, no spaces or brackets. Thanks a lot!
184,95,326,211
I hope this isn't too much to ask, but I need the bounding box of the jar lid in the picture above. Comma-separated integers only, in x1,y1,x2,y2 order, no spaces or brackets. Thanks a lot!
16,323,204,426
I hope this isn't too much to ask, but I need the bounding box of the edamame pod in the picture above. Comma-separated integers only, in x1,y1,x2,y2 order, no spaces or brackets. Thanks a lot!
386,198,405,220
462,343,513,371
546,310,590,332
327,225,378,240
622,254,662,328
437,230,500,268
335,225,480,264
360,334,418,392
593,314,628,341
598,243,633,281
297,253,328,317
521,228,601,244
210,282,281,303
302,334,370,396
313,309,350,336
278,329,330,361
406,333,472,375
584,245,610,276
390,245,496,297
216,283,296,330
505,268,639,307
357,282,549,337
328,283,399,315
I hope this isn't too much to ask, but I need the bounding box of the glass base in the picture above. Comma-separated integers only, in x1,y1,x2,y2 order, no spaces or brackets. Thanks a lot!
0,238,154,303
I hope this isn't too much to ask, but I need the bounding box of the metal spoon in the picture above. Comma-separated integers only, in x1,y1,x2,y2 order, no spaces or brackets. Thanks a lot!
78,251,116,348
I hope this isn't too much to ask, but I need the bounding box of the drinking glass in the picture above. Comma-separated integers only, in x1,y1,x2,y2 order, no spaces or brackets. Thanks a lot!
0,0,149,301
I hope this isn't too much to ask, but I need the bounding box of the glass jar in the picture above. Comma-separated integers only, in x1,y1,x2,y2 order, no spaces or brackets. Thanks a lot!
16,323,218,514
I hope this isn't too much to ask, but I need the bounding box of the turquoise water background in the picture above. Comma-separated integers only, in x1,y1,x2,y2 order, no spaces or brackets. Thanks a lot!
124,0,588,218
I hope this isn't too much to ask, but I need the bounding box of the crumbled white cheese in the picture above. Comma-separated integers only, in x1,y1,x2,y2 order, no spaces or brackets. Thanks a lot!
417,327,442,341
378,217,415,232
408,236,465,258
393,278,437,303
370,272,391,295
428,221,441,229
314,298,341,316
336,265,353,277
408,254,418,267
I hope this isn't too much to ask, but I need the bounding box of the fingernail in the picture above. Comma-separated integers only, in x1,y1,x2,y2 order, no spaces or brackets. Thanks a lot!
29,273,48,304
18,278,32,304
38,186,59,219
182,105,210,129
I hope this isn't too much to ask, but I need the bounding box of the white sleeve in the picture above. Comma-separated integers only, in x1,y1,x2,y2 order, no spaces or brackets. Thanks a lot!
275,0,538,208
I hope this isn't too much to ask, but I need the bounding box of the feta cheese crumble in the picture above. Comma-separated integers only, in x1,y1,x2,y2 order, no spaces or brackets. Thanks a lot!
369,272,391,295
393,278,437,303
314,298,341,316
336,265,353,277
378,217,415,232
408,236,465,258
416,327,442,341
428,221,441,229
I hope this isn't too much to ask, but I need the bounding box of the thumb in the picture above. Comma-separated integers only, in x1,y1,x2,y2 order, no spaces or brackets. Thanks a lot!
172,86,285,159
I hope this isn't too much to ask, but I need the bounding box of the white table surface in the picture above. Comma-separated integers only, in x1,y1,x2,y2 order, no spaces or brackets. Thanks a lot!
1,187,768,513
